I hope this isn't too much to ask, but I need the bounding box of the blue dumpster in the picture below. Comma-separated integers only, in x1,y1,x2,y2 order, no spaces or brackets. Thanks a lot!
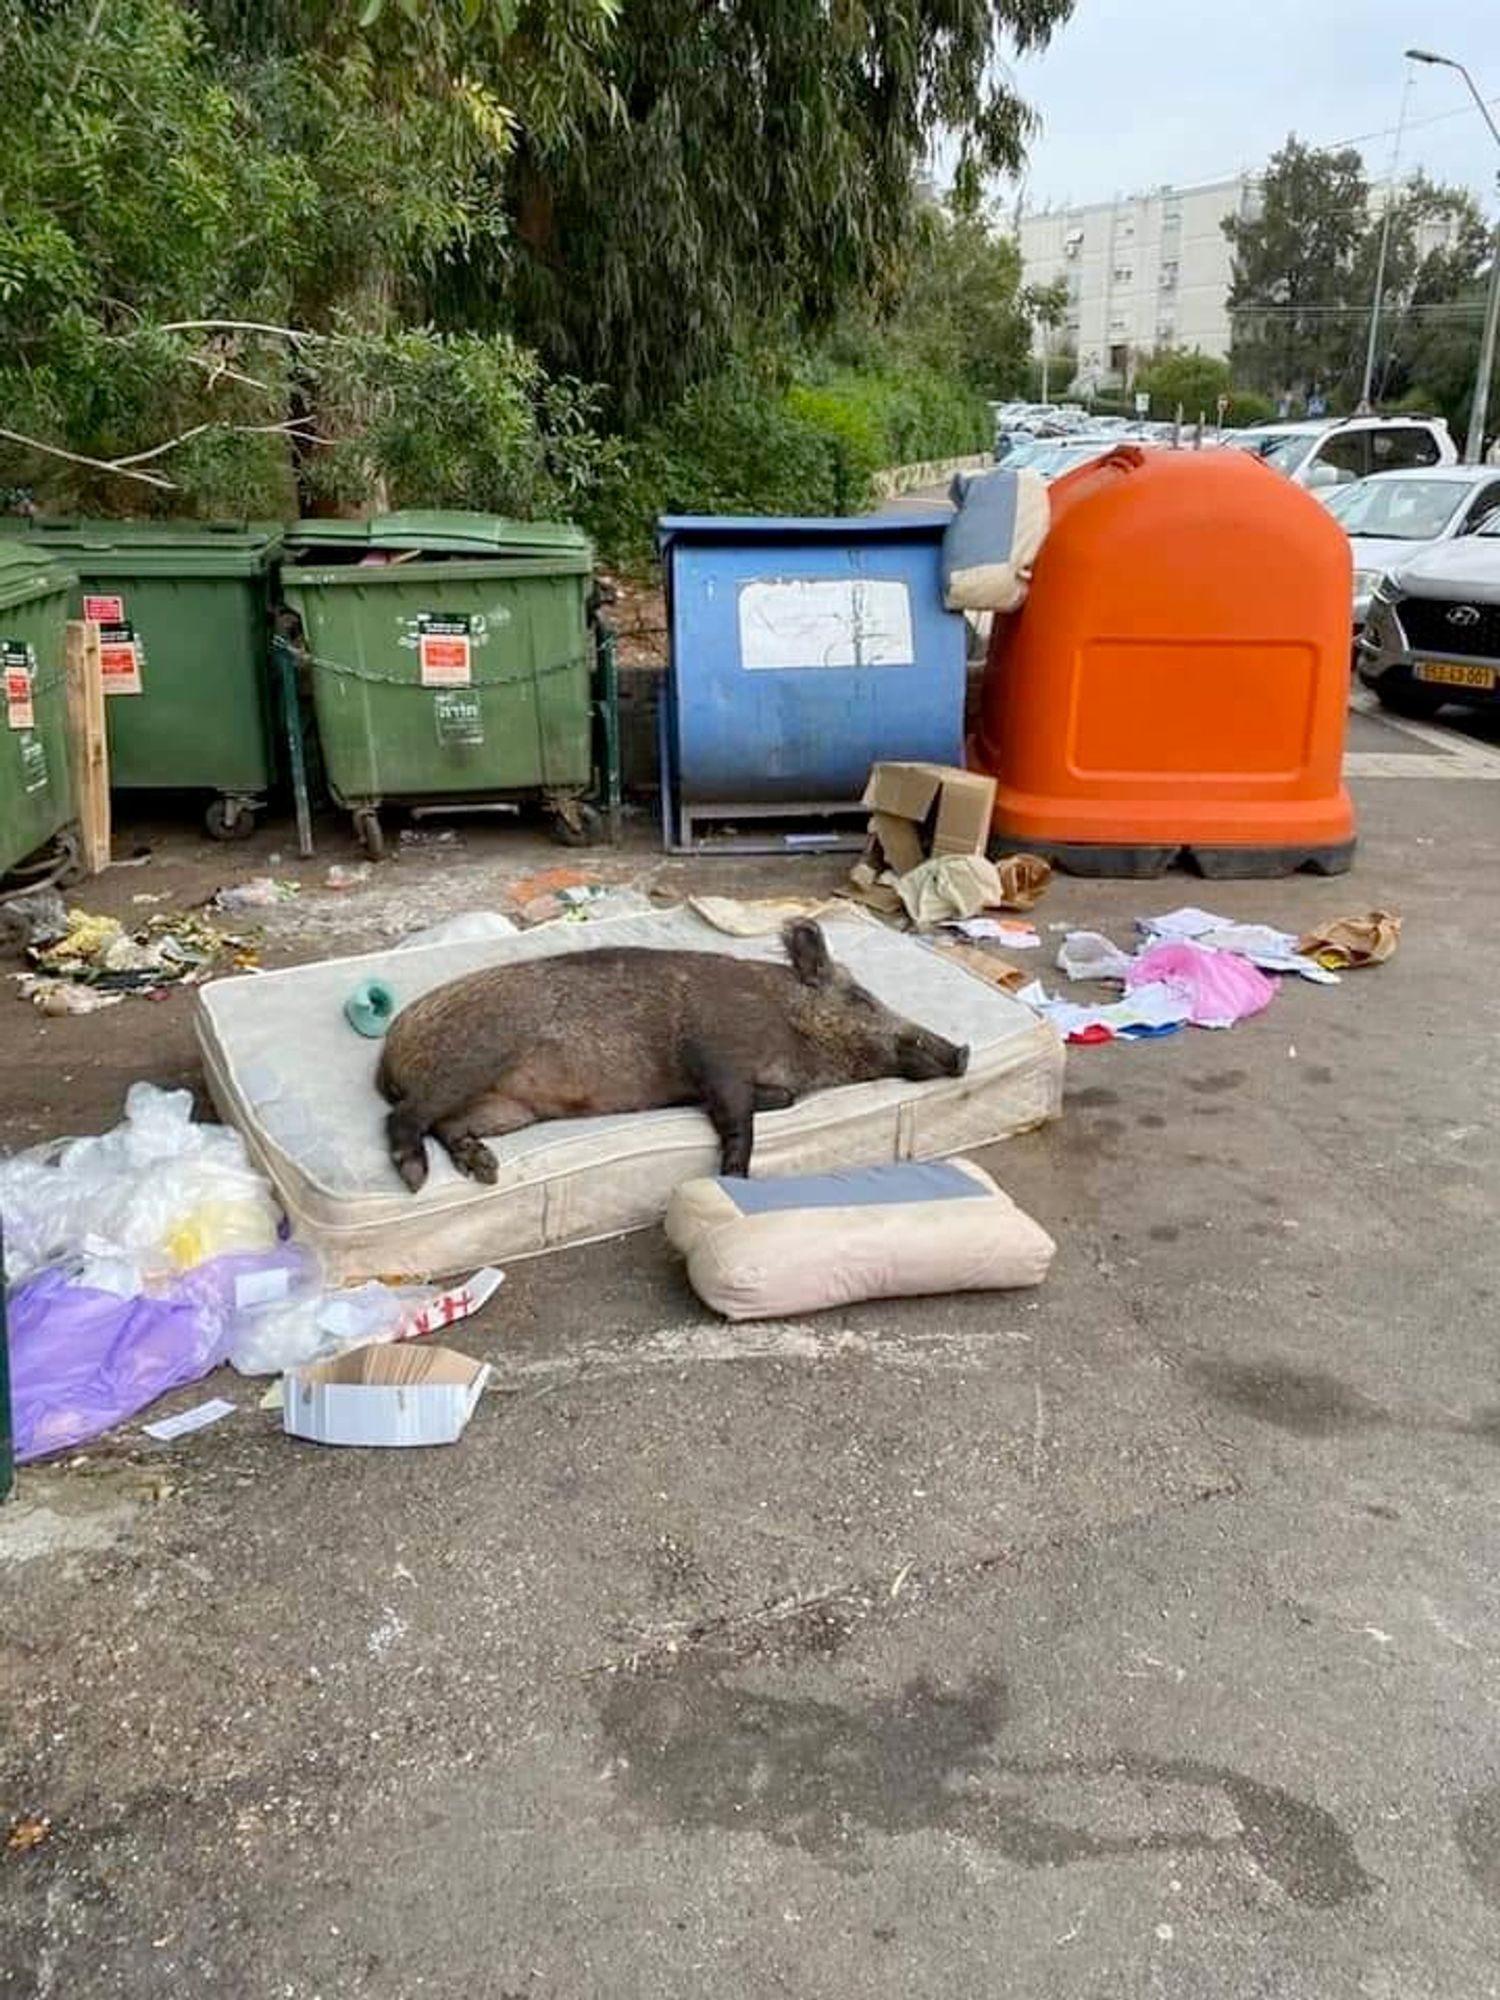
657,515,968,852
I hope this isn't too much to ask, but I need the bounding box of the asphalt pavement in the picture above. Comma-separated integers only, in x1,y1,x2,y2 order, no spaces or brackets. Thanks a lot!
3,700,1500,1998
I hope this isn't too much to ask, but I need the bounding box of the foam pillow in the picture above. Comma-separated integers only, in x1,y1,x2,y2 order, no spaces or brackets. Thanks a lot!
665,1158,1055,1322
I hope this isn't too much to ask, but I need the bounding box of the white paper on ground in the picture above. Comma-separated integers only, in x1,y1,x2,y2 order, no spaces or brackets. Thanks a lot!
946,917,1040,947
1139,907,1231,940
1139,910,1339,985
1017,978,1190,1040
143,1397,237,1441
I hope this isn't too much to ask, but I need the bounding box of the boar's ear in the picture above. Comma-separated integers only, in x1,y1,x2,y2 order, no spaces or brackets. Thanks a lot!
783,919,833,987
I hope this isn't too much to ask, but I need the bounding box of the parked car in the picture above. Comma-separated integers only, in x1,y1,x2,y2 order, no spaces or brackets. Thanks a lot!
1223,415,1456,492
1357,511,1500,717
1325,466,1500,628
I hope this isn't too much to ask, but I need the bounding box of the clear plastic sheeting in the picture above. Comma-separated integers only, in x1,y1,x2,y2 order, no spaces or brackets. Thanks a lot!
0,1082,281,1288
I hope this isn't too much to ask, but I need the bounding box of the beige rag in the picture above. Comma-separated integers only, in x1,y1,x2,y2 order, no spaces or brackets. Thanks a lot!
1295,911,1401,970
689,894,844,938
894,851,1052,928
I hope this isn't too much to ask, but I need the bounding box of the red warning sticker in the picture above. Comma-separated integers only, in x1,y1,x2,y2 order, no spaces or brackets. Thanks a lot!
98,621,143,696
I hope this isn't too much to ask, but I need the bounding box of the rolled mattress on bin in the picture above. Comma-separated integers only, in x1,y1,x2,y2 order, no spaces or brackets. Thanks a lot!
194,907,1064,1282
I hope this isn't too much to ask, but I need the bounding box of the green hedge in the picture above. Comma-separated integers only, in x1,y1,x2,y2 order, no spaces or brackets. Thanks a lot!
586,361,989,571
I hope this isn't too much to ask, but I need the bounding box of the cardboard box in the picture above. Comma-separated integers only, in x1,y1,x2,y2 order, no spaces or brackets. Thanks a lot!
860,762,997,871
283,1342,490,1448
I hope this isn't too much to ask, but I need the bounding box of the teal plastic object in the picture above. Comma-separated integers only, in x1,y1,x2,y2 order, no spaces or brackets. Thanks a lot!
345,978,396,1038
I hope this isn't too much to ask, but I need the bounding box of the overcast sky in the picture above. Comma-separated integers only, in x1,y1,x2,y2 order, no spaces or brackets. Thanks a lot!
993,0,1499,214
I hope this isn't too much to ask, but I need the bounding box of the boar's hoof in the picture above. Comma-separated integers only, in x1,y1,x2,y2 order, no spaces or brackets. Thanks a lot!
397,1148,429,1193
446,1133,499,1185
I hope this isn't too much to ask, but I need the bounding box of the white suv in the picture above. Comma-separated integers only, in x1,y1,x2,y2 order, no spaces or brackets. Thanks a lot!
1225,416,1457,493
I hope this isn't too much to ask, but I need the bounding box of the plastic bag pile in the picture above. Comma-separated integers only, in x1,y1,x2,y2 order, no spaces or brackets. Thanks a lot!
0,1084,437,1462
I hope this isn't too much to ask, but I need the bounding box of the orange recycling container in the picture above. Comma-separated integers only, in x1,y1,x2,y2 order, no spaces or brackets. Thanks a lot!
970,445,1356,876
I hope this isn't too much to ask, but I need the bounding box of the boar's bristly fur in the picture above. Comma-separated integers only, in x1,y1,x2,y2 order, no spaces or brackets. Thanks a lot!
375,919,968,1191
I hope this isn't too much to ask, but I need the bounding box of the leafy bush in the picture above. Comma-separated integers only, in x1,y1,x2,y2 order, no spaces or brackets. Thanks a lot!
585,359,990,571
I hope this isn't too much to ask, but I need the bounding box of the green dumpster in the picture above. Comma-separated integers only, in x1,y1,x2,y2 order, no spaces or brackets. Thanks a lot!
0,546,77,882
280,512,602,857
0,521,280,840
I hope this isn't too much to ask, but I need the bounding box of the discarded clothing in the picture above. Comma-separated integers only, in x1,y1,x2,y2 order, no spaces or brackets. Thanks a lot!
1296,911,1400,970
1018,977,1191,1045
896,853,1005,927
1125,939,1277,1029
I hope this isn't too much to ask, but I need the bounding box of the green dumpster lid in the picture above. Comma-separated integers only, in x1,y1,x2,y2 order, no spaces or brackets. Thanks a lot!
0,542,76,616
0,517,280,577
284,510,590,558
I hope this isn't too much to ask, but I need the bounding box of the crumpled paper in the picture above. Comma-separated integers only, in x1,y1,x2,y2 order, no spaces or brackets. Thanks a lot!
1296,911,1400,970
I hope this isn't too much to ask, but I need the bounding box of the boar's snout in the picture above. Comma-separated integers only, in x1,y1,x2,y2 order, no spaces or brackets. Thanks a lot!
898,1029,969,1082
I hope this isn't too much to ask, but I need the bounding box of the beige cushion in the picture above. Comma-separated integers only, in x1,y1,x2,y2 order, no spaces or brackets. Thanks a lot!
665,1157,1055,1322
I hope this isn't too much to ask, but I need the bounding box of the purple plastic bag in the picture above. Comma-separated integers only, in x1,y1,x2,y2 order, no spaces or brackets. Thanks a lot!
9,1268,236,1463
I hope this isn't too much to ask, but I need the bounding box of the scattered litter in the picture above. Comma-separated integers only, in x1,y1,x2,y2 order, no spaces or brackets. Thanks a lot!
947,915,1041,948
861,762,997,877
325,862,371,892
1019,977,1190,1045
0,887,68,951
214,877,300,912
1056,930,1135,981
130,891,171,907
0,1083,280,1288
399,827,463,849
395,910,516,950
18,979,124,1016
142,1397,237,1443
344,976,396,1039
228,1263,502,1377
283,1343,490,1448
6,1814,52,1854
1139,907,1338,983
17,905,255,1005
896,853,1005,926
1126,940,1277,1030
1296,911,1401,970
931,940,1028,993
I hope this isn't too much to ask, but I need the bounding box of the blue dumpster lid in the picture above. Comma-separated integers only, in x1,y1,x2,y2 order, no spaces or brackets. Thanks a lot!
0,543,77,616
284,511,591,559
657,513,947,551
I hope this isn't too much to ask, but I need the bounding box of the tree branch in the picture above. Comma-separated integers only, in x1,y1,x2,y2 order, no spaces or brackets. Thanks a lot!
0,428,177,491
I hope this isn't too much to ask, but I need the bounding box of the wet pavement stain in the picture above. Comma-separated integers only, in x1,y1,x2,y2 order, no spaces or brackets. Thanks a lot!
1188,1071,1248,1096
1148,1225,1181,1243
1455,1786,1500,1907
1070,1087,1120,1109
1137,1112,1167,1130
597,1670,1371,1906
1187,1357,1387,1437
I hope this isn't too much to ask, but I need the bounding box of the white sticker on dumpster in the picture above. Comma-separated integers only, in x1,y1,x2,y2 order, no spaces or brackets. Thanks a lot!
3,641,34,731
418,613,473,688
737,578,915,671
98,622,143,696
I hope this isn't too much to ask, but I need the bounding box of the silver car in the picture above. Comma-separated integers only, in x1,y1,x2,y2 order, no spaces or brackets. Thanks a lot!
1357,511,1500,718
1325,465,1500,629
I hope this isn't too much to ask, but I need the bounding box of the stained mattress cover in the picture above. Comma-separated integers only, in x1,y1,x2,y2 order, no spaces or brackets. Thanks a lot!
195,906,1064,1280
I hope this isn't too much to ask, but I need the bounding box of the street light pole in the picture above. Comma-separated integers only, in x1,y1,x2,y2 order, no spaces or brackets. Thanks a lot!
1360,71,1414,412
1407,48,1500,463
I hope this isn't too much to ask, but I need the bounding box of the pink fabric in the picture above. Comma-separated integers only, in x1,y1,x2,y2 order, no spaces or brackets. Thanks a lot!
1124,939,1277,1029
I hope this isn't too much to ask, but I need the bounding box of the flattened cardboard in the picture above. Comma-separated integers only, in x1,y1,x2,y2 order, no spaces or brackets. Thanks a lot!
867,810,925,878
284,1341,490,1448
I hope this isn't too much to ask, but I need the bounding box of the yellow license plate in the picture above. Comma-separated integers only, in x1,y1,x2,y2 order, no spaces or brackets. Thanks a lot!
1414,660,1496,690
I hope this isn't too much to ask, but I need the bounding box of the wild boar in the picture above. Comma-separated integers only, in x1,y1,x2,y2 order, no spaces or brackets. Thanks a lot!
377,919,968,1190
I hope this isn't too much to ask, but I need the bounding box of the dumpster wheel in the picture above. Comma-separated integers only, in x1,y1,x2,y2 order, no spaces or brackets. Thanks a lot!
353,807,386,862
205,796,258,843
548,799,603,848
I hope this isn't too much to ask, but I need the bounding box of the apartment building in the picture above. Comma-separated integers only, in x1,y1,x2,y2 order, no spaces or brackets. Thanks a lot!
1017,174,1464,395
1017,176,1259,393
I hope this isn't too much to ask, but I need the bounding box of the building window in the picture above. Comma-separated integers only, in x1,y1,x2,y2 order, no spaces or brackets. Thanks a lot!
1112,266,1133,284
1159,262,1178,291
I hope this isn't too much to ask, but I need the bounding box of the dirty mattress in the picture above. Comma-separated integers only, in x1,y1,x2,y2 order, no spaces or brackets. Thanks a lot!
195,907,1064,1281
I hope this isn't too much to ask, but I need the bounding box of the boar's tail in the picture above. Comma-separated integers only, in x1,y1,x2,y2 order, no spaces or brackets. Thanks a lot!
385,1100,431,1193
